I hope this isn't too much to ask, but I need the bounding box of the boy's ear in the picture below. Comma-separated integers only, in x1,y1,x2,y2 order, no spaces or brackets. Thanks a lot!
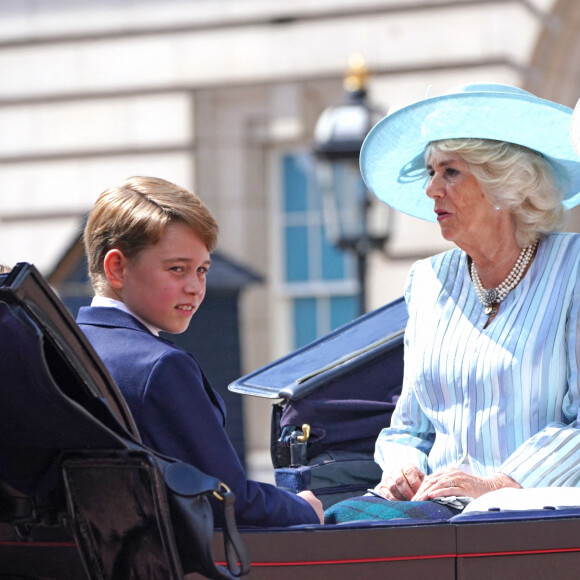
103,249,127,290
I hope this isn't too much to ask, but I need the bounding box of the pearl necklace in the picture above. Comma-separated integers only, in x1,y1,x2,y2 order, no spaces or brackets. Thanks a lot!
471,240,538,317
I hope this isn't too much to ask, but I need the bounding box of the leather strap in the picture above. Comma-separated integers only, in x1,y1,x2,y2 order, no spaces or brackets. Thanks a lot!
219,488,251,577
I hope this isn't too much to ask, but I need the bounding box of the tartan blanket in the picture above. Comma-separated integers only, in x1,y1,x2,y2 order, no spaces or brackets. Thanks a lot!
324,496,459,524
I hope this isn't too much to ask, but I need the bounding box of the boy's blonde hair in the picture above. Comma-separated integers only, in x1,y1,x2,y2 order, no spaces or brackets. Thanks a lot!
84,176,218,294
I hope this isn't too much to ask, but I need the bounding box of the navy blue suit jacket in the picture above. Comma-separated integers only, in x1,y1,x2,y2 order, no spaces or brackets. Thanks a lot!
76,306,317,527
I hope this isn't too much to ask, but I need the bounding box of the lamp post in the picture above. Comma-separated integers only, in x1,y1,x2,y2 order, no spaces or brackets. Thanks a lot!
313,55,390,316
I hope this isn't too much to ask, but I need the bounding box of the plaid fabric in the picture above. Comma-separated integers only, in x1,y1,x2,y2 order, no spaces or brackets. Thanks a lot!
324,496,459,524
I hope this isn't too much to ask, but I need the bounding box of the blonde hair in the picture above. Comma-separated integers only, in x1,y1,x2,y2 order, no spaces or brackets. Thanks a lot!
84,176,218,294
426,138,564,246
0,264,11,274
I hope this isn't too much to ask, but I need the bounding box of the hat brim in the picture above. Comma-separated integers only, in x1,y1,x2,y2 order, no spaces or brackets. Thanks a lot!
360,91,580,222
571,97,580,157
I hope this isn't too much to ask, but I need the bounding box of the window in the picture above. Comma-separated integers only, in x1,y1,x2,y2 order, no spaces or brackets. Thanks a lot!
282,153,358,348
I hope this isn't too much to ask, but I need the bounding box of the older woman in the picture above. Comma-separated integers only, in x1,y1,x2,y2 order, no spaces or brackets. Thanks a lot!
326,83,580,523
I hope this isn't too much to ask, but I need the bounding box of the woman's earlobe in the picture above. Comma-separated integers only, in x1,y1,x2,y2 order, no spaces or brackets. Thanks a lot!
103,249,126,289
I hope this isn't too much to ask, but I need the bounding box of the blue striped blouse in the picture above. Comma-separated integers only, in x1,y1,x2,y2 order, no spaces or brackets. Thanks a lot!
375,232,580,487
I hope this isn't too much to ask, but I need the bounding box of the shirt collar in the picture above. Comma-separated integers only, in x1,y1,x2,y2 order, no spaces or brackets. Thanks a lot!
91,296,160,336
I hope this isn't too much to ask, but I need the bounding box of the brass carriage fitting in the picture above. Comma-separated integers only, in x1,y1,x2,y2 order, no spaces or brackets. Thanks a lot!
296,424,311,443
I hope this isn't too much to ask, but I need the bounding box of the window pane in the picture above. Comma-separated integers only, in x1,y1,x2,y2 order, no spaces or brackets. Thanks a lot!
294,297,318,348
321,230,346,280
330,295,358,330
283,155,308,213
285,225,309,281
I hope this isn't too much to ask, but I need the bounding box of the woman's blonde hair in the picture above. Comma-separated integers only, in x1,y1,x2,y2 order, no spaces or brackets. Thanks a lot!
84,176,218,294
426,138,564,246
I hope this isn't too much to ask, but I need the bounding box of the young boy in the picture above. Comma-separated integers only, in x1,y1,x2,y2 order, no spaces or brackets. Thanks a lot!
77,176,323,527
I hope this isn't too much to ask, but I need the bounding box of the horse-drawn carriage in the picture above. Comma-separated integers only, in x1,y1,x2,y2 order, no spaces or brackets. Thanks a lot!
2,263,580,580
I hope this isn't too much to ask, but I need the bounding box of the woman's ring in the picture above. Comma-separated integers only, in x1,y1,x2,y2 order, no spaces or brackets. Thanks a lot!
450,478,457,487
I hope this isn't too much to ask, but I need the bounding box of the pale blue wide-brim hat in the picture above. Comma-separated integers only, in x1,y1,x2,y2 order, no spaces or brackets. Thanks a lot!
571,97,580,156
360,83,580,221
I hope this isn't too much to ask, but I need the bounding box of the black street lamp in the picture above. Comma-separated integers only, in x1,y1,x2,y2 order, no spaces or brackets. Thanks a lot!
313,55,391,315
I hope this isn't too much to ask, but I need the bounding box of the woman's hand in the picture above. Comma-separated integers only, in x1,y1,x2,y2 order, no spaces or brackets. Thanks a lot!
412,469,521,501
375,465,426,501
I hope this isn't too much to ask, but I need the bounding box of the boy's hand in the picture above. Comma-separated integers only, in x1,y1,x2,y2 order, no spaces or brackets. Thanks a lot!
297,490,325,523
